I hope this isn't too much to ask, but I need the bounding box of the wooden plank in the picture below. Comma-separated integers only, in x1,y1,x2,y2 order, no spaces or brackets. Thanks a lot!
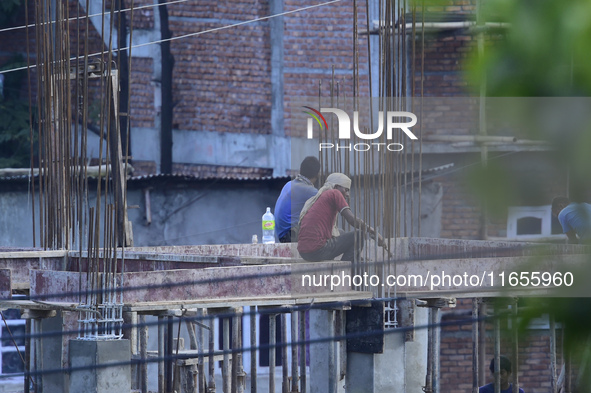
69,250,219,264
0,250,67,259
0,300,80,311
240,257,308,265
124,291,374,312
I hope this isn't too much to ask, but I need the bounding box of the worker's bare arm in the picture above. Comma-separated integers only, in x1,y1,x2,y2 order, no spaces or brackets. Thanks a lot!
340,208,386,246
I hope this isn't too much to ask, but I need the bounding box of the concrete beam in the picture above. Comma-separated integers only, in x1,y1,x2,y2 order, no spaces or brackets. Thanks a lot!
0,252,66,289
29,261,355,304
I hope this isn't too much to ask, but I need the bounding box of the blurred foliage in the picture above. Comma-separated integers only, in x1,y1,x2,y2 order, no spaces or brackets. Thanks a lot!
465,0,591,208
0,0,24,28
467,0,591,97
0,55,36,168
0,100,35,168
463,0,591,390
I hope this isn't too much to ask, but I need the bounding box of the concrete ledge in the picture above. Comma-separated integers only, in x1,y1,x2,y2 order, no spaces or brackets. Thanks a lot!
0,269,10,299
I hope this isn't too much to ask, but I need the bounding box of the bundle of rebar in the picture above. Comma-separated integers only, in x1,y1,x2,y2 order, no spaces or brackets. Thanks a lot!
29,0,133,339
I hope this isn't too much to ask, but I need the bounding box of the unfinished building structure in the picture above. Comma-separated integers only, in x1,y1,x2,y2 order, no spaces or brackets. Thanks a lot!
1,0,589,392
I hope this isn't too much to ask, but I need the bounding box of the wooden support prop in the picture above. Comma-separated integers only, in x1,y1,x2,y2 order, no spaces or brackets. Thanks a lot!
158,316,165,393
550,314,557,393
139,315,148,393
281,313,289,393
197,309,206,392
20,309,57,319
291,311,299,393
494,305,501,393
472,298,480,393
178,364,198,393
299,310,306,393
208,315,216,393
231,313,239,393
512,298,519,393
250,307,257,393
223,317,231,393
269,313,277,393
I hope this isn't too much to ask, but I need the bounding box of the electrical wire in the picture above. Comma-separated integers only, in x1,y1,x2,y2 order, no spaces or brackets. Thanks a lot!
0,0,192,35
0,309,525,381
0,0,345,76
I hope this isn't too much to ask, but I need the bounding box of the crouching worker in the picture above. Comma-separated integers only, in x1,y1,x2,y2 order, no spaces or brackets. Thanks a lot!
296,173,384,262
479,356,524,393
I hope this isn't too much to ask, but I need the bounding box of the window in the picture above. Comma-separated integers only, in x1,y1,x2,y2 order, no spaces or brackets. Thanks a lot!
507,205,563,240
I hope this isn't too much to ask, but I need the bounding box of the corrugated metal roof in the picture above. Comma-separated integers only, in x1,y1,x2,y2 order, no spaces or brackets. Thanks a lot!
128,173,291,182
0,164,454,186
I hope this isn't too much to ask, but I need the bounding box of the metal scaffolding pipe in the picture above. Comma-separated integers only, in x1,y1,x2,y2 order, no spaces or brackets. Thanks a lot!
291,311,299,392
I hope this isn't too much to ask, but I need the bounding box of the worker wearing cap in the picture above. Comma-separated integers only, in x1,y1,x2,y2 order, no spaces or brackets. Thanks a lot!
297,173,383,262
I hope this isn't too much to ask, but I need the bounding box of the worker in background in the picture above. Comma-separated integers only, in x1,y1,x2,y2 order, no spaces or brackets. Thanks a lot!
479,356,525,393
551,196,591,244
274,156,320,243
297,173,384,262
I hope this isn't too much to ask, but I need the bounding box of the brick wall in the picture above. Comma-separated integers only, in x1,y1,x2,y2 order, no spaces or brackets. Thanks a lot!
284,0,369,137
167,1,272,134
440,298,564,393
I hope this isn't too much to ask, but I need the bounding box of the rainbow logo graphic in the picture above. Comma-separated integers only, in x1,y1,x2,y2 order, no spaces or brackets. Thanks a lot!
302,106,328,138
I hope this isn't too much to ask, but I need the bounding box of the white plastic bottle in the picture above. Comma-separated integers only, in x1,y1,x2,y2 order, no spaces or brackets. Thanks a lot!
262,207,276,244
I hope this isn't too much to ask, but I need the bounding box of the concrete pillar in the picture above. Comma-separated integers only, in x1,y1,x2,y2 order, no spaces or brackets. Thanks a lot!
346,353,374,393
68,339,131,392
308,309,345,393
41,313,68,393
346,302,429,393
